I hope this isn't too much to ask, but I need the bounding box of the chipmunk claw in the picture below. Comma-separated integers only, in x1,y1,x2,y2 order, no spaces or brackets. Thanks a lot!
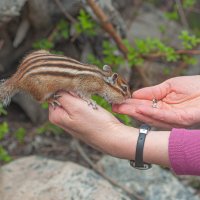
49,99,61,109
76,92,98,110
48,93,62,109
87,100,98,110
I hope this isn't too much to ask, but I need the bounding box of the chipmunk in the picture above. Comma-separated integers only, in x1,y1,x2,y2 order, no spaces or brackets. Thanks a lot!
0,50,131,109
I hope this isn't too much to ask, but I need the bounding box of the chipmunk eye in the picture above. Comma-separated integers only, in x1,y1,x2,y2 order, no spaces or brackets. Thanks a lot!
121,85,128,92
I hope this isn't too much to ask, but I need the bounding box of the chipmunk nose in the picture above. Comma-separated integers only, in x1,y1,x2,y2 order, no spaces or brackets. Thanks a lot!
127,89,131,98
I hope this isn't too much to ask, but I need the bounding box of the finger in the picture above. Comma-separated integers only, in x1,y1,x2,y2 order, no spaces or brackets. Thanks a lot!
112,100,177,128
135,105,185,126
57,92,87,114
113,101,176,128
112,99,153,116
49,104,70,125
132,81,171,100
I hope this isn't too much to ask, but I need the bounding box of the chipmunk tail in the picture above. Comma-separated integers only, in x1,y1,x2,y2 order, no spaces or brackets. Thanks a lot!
0,79,17,106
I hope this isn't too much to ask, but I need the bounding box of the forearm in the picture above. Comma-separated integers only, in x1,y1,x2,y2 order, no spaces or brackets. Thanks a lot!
107,125,171,167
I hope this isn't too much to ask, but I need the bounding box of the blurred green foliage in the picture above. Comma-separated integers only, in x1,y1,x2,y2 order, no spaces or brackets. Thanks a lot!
0,121,11,163
33,39,54,50
179,30,200,49
0,103,7,116
36,122,64,135
15,128,26,143
183,0,197,8
92,96,132,126
0,146,12,162
0,122,9,140
75,9,97,36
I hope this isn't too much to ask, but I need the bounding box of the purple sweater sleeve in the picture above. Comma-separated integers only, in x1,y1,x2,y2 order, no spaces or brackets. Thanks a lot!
169,128,200,176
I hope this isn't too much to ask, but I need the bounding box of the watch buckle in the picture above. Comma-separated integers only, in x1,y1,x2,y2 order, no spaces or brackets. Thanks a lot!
130,160,152,170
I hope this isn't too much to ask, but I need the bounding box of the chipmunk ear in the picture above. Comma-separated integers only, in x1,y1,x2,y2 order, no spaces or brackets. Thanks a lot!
103,65,112,72
104,73,118,85
112,73,118,81
109,73,118,84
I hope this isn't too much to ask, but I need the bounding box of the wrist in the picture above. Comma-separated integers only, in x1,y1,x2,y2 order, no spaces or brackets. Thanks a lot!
107,124,138,160
106,124,171,168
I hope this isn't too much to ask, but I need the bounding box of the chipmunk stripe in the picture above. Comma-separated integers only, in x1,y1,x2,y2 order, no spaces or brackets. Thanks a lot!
29,71,76,78
19,62,105,80
28,71,103,82
23,65,102,79
21,57,99,72
18,54,83,74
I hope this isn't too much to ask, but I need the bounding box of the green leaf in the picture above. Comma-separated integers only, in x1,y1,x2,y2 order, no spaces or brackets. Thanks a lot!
57,19,69,39
15,128,26,143
92,95,132,126
75,9,97,36
179,31,200,49
164,11,179,21
0,103,7,116
102,41,124,67
33,39,54,50
0,122,9,140
41,102,49,109
87,54,103,67
0,146,12,162
183,0,197,8
36,122,63,135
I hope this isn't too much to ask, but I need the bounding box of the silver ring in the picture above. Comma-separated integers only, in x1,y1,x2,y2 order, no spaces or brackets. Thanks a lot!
152,98,158,108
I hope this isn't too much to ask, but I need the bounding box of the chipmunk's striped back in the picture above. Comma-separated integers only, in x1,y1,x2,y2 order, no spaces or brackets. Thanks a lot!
16,50,109,81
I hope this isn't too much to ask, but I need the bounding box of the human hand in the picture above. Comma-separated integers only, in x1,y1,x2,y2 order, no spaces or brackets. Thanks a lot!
113,76,200,128
48,92,136,159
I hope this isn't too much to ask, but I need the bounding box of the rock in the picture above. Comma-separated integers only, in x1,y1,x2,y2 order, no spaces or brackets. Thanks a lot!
0,0,27,26
127,3,183,48
0,156,131,200
97,156,200,200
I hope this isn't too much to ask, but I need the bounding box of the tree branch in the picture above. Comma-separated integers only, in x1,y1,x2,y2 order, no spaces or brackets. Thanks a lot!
143,49,200,60
86,0,150,86
175,0,189,29
54,0,77,24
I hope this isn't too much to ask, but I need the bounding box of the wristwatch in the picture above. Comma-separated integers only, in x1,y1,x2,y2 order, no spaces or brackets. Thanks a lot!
130,124,152,170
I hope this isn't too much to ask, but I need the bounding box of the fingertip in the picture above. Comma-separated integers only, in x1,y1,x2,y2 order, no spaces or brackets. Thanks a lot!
112,104,120,112
57,92,78,107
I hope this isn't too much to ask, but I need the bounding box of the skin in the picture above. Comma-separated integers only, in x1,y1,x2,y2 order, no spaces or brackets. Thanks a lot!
113,75,200,128
49,76,200,168
49,92,170,167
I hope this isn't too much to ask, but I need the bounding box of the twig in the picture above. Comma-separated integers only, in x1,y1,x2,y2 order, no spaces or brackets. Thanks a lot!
73,139,143,200
47,26,59,42
171,61,188,77
86,0,150,86
86,0,128,55
54,0,77,24
175,0,189,29
143,49,200,60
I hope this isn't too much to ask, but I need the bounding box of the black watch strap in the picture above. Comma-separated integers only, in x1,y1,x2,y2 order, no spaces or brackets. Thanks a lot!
130,124,152,170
